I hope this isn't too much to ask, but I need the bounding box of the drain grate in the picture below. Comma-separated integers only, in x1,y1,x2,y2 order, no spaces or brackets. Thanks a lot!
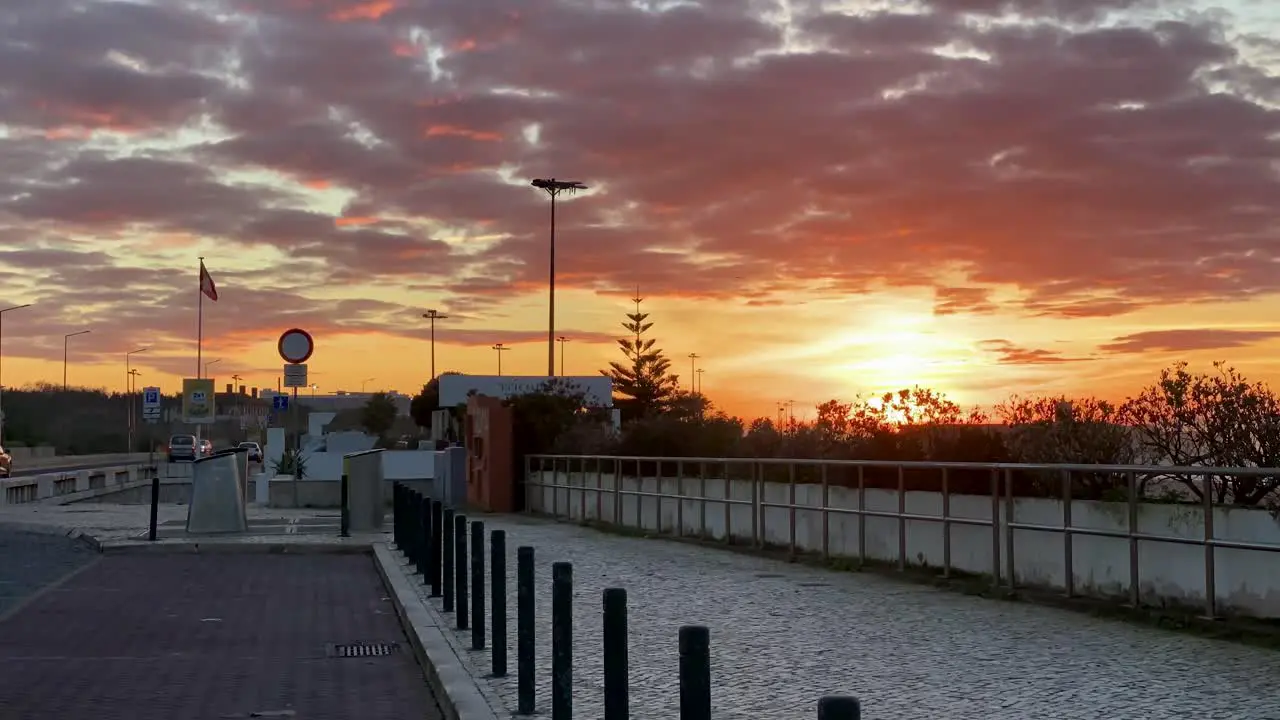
327,641,400,658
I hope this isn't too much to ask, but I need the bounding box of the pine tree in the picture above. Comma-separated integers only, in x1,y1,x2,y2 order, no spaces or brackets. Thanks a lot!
602,290,679,417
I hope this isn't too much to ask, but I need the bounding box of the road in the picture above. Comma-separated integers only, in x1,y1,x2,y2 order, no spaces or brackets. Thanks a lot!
0,545,443,719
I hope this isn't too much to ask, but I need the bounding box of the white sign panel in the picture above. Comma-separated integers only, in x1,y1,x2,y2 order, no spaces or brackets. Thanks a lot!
283,363,309,388
438,375,613,408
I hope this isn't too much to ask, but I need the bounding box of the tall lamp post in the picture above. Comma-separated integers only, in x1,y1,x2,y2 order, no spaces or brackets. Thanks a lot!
422,309,448,381
126,347,148,453
0,302,33,443
696,368,705,394
531,178,588,377
557,336,570,377
688,353,700,391
492,343,509,375
205,358,221,377
362,377,375,393
63,329,90,391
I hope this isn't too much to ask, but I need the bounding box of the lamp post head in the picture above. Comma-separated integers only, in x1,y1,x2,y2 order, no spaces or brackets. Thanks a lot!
423,309,449,319
1,303,33,314
531,178,588,193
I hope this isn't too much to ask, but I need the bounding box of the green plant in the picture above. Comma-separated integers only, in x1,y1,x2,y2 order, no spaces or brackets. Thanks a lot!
271,448,309,479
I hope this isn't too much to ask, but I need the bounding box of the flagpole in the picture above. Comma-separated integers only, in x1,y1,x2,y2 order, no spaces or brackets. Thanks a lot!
197,257,204,379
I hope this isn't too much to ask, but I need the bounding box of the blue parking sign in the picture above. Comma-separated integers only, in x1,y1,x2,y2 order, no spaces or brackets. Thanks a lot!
144,389,159,405
273,395,289,411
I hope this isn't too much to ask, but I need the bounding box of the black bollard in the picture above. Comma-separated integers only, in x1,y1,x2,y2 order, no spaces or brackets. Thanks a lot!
417,494,431,577
491,530,507,677
429,500,444,597
602,588,629,720
551,561,573,720
339,467,350,537
407,490,421,564
516,546,535,715
817,696,861,720
678,625,711,720
471,521,486,650
392,484,401,548
455,514,469,630
442,507,455,612
147,471,160,542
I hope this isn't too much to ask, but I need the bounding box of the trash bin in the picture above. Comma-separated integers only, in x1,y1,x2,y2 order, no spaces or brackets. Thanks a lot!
343,449,385,533
187,449,249,534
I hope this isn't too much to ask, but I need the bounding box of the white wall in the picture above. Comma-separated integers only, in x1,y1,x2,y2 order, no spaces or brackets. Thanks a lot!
527,471,1280,619
298,450,435,481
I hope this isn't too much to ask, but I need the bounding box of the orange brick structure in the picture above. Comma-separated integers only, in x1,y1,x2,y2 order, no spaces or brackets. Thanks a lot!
465,394,516,512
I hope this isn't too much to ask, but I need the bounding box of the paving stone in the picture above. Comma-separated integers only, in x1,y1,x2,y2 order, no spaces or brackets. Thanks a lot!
401,515,1280,720
0,553,442,720
0,528,97,616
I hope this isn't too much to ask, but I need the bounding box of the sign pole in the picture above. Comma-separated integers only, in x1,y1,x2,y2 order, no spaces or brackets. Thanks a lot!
292,384,300,507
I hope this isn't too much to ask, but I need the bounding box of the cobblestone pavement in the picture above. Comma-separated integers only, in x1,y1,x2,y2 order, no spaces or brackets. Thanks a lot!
0,529,97,616
0,553,442,720
408,515,1280,720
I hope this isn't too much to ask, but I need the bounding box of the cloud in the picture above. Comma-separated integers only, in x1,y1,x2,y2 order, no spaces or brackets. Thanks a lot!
0,0,1277,379
1099,329,1280,354
979,339,1089,364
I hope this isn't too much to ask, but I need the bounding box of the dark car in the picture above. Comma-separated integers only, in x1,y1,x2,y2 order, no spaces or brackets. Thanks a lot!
168,434,197,462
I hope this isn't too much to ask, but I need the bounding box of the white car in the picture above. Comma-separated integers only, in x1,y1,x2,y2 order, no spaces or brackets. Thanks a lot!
237,441,263,463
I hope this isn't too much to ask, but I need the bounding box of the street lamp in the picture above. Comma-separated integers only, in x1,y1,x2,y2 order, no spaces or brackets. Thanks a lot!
492,343,509,375
531,178,588,377
63,329,91,391
128,369,141,394
696,368,705,394
126,347,148,453
362,377,375,393
205,358,221,377
688,353,700,391
0,302,33,442
557,336,570,377
310,383,318,397
422,309,448,381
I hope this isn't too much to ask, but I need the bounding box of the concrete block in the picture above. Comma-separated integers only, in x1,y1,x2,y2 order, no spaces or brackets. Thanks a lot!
75,470,91,492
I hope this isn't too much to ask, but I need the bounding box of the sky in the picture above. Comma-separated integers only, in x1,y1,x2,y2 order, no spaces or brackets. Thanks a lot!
0,0,1278,420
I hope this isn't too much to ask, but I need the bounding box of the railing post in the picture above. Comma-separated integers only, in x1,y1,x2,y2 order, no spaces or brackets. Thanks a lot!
941,468,951,579
723,460,731,545
820,465,829,561
456,513,469,630
471,520,485,650
990,468,1001,588
596,457,604,522
442,507,455,611
1005,468,1015,590
339,465,350,538
517,546,536,715
552,456,561,519
551,562,573,720
1062,469,1073,597
579,456,587,522
1203,473,1217,618
817,695,861,720
857,466,866,567
788,462,797,560
678,625,711,720
896,465,906,571
751,462,761,548
430,499,443,597
491,529,507,677
602,588,629,720
699,461,708,539
676,460,684,538
392,483,401,548
614,458,622,527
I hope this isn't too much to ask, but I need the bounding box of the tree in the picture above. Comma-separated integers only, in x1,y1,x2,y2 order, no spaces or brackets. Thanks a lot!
996,395,1135,498
360,392,398,438
1121,362,1280,505
410,371,463,428
602,291,679,418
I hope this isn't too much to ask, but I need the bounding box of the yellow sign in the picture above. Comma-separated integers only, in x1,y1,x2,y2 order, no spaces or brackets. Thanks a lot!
182,378,216,424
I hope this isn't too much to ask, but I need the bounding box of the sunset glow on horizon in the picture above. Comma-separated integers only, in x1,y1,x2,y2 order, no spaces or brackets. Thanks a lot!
1,0,1279,420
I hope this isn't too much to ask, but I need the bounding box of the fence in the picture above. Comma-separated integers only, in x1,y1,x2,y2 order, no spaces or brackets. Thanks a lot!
523,455,1280,619
391,483,864,720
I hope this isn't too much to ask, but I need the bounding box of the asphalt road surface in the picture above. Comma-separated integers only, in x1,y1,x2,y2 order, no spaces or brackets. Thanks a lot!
0,550,443,720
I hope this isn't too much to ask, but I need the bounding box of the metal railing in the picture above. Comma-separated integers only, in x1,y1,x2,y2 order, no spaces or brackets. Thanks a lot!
524,454,1280,619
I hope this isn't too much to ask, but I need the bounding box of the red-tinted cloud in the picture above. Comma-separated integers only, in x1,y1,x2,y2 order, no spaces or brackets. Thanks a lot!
0,0,1277,374
1099,329,1280,354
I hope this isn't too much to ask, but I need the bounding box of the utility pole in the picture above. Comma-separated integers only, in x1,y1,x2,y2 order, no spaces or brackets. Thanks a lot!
696,368,705,394
423,309,448,380
531,178,588,377
688,353,699,392
492,343,510,375
557,336,570,377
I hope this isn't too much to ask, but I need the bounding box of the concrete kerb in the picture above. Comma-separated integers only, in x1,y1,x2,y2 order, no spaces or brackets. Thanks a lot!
372,542,503,720
97,539,376,555
0,521,104,552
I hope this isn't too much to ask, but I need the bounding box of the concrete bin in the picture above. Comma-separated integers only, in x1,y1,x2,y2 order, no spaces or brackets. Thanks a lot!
343,449,385,533
186,448,249,534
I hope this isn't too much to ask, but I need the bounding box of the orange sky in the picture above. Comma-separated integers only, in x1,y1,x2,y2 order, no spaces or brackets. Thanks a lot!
1,0,1279,420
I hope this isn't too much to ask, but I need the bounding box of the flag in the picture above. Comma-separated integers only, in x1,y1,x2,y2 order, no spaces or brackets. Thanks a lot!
199,260,218,302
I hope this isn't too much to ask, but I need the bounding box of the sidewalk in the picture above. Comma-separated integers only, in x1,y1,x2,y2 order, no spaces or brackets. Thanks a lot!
0,544,441,719
381,514,1280,720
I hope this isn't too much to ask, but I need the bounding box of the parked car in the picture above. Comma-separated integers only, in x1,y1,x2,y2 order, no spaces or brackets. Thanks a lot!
237,441,263,463
0,445,10,477
199,439,213,456
168,434,197,462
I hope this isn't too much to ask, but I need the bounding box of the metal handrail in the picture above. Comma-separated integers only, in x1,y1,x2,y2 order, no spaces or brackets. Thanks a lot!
523,454,1280,620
